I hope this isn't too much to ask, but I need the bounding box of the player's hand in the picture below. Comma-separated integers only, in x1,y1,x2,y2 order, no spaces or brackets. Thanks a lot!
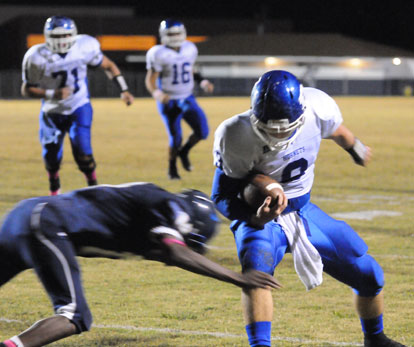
361,145,372,166
250,192,287,227
239,269,282,290
54,87,73,100
121,91,134,106
152,89,170,104
200,80,214,93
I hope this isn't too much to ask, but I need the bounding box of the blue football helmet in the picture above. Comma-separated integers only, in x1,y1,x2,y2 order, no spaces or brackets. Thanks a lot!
250,70,306,151
44,16,77,54
177,189,220,254
159,19,186,48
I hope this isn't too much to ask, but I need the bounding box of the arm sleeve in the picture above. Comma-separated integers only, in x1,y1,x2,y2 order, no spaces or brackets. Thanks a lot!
306,88,343,138
82,35,104,67
22,50,43,86
211,168,252,222
146,46,163,72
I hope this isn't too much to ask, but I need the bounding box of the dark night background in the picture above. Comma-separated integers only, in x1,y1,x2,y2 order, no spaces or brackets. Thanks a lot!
1,0,413,52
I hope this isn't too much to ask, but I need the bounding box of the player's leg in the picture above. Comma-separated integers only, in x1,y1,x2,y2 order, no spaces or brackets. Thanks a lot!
69,103,98,186
3,203,93,347
157,100,183,179
179,95,209,171
301,202,405,347
0,200,36,287
39,112,67,195
232,220,288,347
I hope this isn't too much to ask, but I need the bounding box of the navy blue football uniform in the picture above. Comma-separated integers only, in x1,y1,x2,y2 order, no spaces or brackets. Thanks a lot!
0,182,195,333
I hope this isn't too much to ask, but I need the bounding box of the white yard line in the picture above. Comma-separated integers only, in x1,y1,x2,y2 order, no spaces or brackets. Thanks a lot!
0,317,364,346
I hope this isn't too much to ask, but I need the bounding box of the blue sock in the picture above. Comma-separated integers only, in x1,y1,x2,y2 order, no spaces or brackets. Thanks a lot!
360,314,384,335
245,321,271,347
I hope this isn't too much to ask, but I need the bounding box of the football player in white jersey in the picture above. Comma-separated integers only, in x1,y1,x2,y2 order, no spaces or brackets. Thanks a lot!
145,19,214,179
212,70,405,347
22,16,134,195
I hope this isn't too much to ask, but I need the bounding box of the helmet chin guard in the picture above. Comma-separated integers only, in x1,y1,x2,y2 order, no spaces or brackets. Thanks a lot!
250,70,306,151
44,16,77,54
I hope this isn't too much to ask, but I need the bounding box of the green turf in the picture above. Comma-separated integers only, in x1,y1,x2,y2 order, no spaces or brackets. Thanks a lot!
0,97,413,346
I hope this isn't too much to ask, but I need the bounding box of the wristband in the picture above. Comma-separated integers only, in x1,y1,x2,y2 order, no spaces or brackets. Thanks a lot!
45,89,55,100
266,182,283,192
346,137,366,165
162,238,186,246
113,74,129,92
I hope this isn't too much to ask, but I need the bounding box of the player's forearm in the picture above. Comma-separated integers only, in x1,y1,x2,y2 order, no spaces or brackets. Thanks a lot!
330,124,356,149
211,168,252,221
166,243,247,287
145,71,158,94
22,84,49,99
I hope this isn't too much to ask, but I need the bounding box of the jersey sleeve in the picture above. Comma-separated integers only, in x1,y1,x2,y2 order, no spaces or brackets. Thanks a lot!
213,116,256,179
305,88,343,138
22,46,44,86
145,46,163,72
79,35,103,67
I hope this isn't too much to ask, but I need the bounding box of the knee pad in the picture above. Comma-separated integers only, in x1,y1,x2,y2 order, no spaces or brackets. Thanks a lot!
74,154,96,174
352,254,384,297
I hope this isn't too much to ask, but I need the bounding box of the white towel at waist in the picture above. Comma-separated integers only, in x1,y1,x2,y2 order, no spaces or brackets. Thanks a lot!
277,211,323,290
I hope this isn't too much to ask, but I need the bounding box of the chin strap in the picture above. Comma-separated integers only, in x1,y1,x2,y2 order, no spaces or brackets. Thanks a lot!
346,137,367,166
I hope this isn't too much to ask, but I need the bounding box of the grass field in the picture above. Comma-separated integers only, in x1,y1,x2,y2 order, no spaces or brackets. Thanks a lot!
0,96,413,346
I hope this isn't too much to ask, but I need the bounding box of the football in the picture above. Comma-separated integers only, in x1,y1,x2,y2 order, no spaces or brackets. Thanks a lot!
241,174,281,210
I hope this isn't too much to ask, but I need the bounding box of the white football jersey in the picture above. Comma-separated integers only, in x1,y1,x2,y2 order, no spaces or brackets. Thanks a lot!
213,87,343,199
22,34,103,115
146,41,198,99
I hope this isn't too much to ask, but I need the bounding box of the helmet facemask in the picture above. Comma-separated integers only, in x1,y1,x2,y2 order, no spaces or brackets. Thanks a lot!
250,112,305,151
159,20,186,48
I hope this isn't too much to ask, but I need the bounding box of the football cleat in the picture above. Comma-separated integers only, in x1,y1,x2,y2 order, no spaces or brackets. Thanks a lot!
250,70,306,151
44,16,77,54
178,149,192,171
159,19,186,48
50,189,61,196
364,332,406,347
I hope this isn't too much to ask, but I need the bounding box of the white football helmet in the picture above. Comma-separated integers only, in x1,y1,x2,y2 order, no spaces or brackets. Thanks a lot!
44,16,77,54
159,19,186,48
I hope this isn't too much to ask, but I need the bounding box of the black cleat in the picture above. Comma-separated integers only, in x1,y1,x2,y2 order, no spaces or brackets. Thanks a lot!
364,332,406,347
178,149,192,172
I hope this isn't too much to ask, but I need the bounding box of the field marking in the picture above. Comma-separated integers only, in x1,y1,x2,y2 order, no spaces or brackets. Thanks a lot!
0,317,363,346
330,210,402,220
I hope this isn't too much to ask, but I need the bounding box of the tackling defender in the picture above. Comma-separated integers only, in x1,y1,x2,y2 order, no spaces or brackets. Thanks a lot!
145,19,214,179
0,182,280,347
211,70,405,347
21,16,134,195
